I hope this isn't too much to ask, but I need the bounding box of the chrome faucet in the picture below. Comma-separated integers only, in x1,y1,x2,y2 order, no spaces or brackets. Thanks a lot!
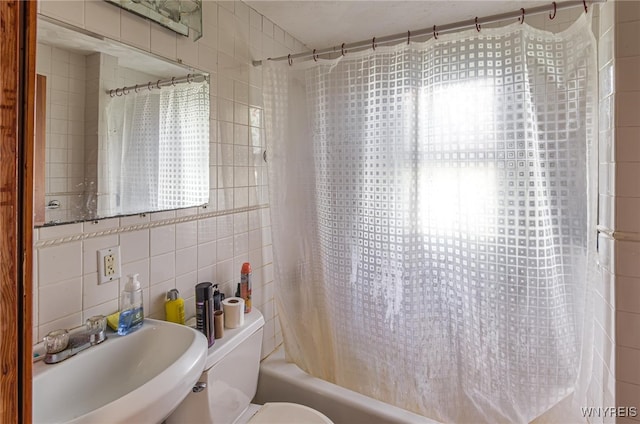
43,315,108,364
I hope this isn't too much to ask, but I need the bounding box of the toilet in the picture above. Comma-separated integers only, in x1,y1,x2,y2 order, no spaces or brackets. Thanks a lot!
166,309,333,424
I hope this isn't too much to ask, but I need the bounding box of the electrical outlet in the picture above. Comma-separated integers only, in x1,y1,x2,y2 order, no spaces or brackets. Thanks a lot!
98,246,121,284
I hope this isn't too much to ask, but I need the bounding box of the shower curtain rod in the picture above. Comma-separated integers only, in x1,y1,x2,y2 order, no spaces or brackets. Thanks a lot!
106,73,208,97
252,0,605,66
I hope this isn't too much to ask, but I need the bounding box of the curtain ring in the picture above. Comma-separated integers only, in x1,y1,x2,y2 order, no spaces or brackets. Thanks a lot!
123,87,130,95
109,89,115,98
475,17,481,32
372,37,376,51
288,54,293,66
186,73,193,83
433,25,438,40
134,84,140,93
116,88,123,97
171,77,176,86
407,30,411,44
583,0,588,13
341,43,346,56
519,8,525,24
313,49,318,62
156,79,161,89
549,1,557,19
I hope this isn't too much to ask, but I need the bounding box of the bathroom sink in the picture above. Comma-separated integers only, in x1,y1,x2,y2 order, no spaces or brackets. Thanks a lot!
33,319,207,423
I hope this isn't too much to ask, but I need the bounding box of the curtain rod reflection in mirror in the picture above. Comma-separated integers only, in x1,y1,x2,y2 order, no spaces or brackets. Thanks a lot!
107,73,208,97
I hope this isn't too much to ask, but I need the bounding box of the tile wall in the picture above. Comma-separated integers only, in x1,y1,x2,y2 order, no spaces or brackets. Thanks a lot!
612,1,640,422
34,0,305,360
36,43,87,223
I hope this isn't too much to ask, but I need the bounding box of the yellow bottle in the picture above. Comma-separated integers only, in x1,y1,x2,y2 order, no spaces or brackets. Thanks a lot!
165,289,185,325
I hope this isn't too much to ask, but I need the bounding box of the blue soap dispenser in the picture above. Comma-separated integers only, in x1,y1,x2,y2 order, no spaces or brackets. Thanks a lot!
118,273,144,335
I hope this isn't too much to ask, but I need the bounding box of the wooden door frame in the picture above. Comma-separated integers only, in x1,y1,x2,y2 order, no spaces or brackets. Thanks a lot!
0,1,36,423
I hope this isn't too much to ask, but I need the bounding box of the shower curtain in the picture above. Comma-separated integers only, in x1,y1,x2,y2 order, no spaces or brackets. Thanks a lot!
263,13,597,423
101,81,209,216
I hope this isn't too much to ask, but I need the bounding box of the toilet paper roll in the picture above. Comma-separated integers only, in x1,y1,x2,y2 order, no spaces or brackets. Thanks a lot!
222,297,245,329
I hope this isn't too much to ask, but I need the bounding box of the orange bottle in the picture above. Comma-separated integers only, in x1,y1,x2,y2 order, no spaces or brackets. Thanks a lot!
240,262,252,313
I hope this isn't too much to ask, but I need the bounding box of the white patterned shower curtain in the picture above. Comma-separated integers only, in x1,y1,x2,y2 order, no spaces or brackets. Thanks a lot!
263,13,598,424
102,81,209,216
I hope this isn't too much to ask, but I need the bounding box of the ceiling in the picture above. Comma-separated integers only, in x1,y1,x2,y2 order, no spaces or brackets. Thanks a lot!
245,1,561,50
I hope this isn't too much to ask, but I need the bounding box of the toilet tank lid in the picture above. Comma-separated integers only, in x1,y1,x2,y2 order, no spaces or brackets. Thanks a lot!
248,403,334,424
204,308,265,370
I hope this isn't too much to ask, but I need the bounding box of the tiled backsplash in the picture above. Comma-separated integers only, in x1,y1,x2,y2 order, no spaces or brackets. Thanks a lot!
34,0,305,359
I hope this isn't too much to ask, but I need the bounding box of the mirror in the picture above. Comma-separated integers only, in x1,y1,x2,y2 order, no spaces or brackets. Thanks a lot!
35,17,210,227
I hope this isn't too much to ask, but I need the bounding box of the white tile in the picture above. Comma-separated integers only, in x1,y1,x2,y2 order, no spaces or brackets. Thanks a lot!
617,240,640,278
150,24,177,60
40,0,84,28
85,0,121,40
617,276,640,314
198,217,217,243
176,246,198,276
150,252,175,285
216,258,234,285
176,221,198,249
197,265,216,285
199,240,218,268
617,56,640,93
121,259,150,290
234,187,249,208
120,229,149,264
617,311,640,350
249,8,262,30
38,242,82,286
83,273,119,311
617,128,640,162
83,299,118,322
198,44,218,73
617,92,640,128
149,279,175,317
121,9,151,51
39,277,82,323
617,346,640,386
177,32,199,67
234,233,248,257
616,197,640,232
616,382,640,420
150,225,176,256
176,271,198,300
617,20,640,58
82,235,118,275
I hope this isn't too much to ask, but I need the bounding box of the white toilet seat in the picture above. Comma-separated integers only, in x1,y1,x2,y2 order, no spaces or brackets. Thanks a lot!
247,402,334,424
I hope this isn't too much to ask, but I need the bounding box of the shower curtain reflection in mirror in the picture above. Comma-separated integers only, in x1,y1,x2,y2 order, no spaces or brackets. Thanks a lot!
102,81,209,216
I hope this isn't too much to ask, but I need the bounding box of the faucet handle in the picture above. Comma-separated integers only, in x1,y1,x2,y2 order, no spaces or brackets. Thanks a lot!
44,329,69,354
86,315,107,345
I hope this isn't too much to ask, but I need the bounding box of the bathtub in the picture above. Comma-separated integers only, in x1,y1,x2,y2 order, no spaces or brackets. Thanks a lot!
254,345,438,424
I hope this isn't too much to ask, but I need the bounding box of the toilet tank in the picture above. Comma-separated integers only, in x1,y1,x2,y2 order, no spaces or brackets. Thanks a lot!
166,309,265,424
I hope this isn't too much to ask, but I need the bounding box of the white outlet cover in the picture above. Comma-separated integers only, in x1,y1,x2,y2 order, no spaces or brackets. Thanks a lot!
97,246,121,285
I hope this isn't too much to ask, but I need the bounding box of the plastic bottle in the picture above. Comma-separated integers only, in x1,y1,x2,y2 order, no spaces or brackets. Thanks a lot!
118,274,144,335
165,289,185,325
240,262,252,313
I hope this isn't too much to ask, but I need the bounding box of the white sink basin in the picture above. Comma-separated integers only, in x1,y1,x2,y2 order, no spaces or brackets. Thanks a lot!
33,319,207,423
